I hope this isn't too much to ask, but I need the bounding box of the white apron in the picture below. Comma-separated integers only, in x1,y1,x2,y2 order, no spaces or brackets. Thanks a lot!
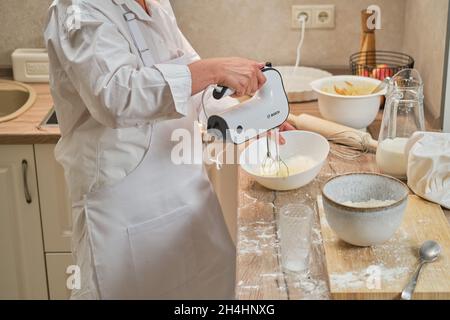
73,1,236,299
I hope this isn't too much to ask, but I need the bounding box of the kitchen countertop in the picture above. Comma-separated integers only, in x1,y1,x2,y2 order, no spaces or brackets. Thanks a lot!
0,82,59,144
235,101,450,300
2,81,449,299
0,68,346,145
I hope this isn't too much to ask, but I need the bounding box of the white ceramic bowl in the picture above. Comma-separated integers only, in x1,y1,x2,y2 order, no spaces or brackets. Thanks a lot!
322,173,409,247
276,66,332,102
310,75,385,129
240,131,330,191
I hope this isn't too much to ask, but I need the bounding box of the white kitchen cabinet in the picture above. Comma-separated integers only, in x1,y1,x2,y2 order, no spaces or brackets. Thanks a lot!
45,253,74,300
0,145,48,299
35,144,72,252
207,144,239,244
1,142,238,300
35,144,74,300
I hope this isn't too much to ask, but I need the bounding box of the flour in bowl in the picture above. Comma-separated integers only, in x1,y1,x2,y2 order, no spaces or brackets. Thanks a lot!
259,155,317,177
342,199,397,208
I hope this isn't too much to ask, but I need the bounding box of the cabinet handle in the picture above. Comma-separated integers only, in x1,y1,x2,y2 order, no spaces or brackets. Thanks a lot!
22,160,32,204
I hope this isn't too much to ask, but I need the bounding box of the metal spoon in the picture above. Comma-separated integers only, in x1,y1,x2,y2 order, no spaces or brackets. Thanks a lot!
370,77,391,94
401,240,441,300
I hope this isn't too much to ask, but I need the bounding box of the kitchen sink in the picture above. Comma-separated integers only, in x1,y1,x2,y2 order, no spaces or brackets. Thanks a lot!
0,80,37,123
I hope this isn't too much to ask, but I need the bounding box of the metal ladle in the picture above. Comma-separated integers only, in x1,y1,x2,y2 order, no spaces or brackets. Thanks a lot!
401,240,441,300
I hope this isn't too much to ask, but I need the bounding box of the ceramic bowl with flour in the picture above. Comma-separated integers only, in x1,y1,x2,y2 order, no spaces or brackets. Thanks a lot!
322,173,409,247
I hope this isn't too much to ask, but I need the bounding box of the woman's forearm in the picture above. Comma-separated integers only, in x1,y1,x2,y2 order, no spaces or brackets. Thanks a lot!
188,59,218,95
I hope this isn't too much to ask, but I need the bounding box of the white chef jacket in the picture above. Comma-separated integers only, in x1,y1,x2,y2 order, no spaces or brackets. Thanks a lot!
45,0,234,298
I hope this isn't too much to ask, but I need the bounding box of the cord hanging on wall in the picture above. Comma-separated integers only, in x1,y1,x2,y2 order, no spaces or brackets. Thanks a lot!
276,14,332,103
295,14,307,68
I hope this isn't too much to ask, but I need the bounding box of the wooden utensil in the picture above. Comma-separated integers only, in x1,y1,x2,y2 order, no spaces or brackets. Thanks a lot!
287,113,378,152
359,10,376,70
318,195,450,300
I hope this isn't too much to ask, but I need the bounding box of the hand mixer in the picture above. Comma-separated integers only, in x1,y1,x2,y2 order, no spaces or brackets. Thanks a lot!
207,67,290,176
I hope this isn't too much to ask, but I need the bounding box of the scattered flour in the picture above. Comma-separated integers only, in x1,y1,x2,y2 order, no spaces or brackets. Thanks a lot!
330,264,410,290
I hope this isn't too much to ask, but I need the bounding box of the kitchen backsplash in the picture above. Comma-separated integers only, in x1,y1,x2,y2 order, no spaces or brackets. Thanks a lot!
0,0,411,68
0,0,53,67
402,0,449,121
172,0,406,67
0,0,448,123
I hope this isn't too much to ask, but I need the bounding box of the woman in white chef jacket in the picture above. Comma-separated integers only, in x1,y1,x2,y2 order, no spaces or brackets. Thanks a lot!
44,0,289,299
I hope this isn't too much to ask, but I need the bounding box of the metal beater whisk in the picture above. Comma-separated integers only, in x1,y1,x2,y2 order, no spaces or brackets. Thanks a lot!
327,130,371,160
261,129,290,177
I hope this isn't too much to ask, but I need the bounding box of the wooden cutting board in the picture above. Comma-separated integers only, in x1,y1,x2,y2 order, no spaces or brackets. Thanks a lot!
318,195,450,300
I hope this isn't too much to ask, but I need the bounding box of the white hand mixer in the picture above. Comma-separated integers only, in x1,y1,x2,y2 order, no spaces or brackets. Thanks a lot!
207,67,291,176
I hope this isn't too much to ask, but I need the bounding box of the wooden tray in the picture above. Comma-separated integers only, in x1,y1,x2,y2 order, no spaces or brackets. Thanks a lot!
318,195,450,300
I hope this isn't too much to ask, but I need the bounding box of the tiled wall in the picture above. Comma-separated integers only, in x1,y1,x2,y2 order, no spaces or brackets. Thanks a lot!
1,0,406,68
0,0,53,67
0,0,448,122
171,0,406,67
403,0,449,121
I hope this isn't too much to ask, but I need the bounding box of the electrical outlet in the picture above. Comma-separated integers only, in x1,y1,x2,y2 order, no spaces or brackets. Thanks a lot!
292,5,335,29
291,5,313,29
313,5,335,29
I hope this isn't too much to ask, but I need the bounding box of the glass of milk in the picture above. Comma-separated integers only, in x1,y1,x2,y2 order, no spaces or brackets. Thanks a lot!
278,204,313,272
376,69,425,179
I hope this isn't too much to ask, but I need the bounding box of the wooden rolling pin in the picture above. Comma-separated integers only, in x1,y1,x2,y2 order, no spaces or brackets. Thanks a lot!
287,113,378,152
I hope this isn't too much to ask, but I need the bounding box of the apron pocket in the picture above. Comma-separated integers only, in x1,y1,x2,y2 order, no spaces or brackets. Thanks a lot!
127,205,198,299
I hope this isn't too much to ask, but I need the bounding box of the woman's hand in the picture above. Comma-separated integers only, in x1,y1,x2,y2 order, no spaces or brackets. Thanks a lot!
188,57,266,97
279,121,296,132
278,121,297,145
211,57,266,97
266,121,296,144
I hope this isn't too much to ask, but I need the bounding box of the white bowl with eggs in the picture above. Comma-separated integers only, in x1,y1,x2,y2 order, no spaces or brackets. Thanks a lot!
310,75,385,129
322,173,409,247
240,131,330,191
